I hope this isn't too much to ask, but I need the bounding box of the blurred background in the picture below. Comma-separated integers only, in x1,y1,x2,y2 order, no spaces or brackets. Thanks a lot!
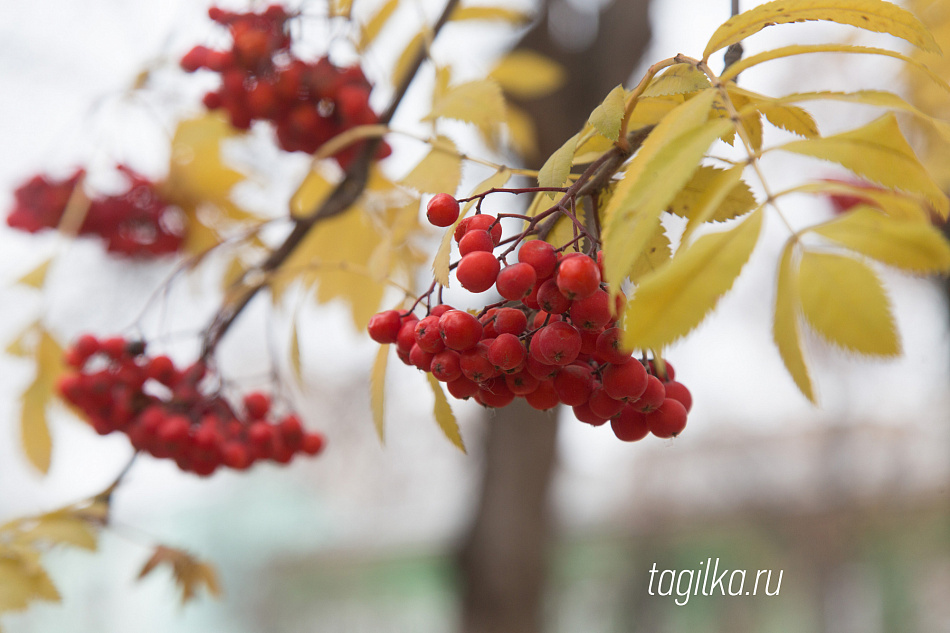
1,0,949,632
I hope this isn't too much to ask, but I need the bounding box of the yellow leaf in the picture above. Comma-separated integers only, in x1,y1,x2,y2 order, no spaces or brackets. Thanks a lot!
642,64,710,98
704,0,940,61
504,104,540,159
602,90,730,294
358,0,399,51
433,168,511,286
167,112,244,203
628,222,672,283
20,378,51,475
20,511,97,551
330,0,352,18
537,132,579,198
622,209,764,350
490,50,566,99
370,344,388,444
588,85,626,142
0,550,60,613
627,96,682,130
392,30,426,90
426,374,465,453
721,44,950,89
15,259,52,290
290,166,335,219
798,251,900,356
718,89,763,151
220,256,246,293
401,136,462,194
6,323,38,358
779,113,949,217
425,79,506,133
795,180,930,221
773,240,816,403
669,165,756,224
289,320,303,385
450,6,530,23
573,132,615,164
759,102,819,138
138,546,221,605
679,165,752,249
810,206,950,273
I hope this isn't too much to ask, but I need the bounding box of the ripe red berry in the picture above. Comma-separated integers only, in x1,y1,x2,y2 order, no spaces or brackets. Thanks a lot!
493,308,527,335
569,289,612,331
426,193,460,227
368,310,402,344
409,344,435,371
594,328,632,365
648,399,688,438
525,379,559,410
610,406,651,442
634,375,666,413
536,279,571,314
439,310,483,351
573,401,609,426
301,433,326,455
602,360,648,401
553,364,593,406
243,391,271,419
447,376,479,400
431,350,462,382
531,321,582,366
464,214,502,245
518,240,557,279
495,263,537,301
414,315,446,353
458,229,495,256
505,371,539,395
588,385,626,419
488,334,526,372
663,380,693,412
476,378,516,409
556,254,601,300
456,251,500,293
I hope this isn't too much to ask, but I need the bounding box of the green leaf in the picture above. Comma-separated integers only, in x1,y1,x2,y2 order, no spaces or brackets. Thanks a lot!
537,132,579,198
704,0,940,61
622,208,763,350
779,113,949,218
489,50,565,99
798,251,900,356
426,374,465,453
642,64,710,98
810,206,950,273
370,344,388,444
588,85,626,142
401,136,462,195
773,240,816,403
433,168,511,287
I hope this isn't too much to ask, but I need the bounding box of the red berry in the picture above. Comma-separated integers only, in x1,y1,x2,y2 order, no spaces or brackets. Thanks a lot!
573,401,609,426
556,254,601,300
588,385,626,419
495,263,537,301
414,315,446,353
505,371,539,395
634,375,666,413
465,214,502,245
426,193,460,227
368,310,402,344
602,360,648,401
518,240,557,279
301,433,326,455
610,406,651,442
553,365,593,407
439,310,483,351
569,289,612,331
458,229,495,256
532,321,582,366
456,251,500,293
536,279,571,314
648,399,688,438
476,377,515,408
447,376,479,400
525,379,559,410
409,344,435,371
594,328,632,365
431,350,462,382
663,380,692,412
487,334,526,372
493,308,527,335
243,391,271,419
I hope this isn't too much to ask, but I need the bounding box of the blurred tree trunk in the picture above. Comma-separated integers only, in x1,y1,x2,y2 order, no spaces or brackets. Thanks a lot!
457,2,652,632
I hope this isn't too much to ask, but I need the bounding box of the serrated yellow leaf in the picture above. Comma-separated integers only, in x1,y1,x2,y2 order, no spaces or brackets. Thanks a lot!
588,85,626,142
537,133,579,198
393,30,426,89
426,374,465,453
359,0,399,51
628,96,682,130
490,50,565,99
573,132,615,164
15,259,52,289
669,165,756,225
759,102,819,138
721,44,950,90
0,553,59,613
718,89,763,151
602,90,730,294
799,251,899,356
779,113,949,217
425,79,506,132
433,168,511,286
450,6,530,23
704,0,939,61
679,165,752,250
773,240,816,403
138,546,221,605
401,136,461,194
623,209,763,350
642,64,710,98
628,222,671,283
370,344,388,444
795,180,929,221
810,206,950,273
433,65,452,107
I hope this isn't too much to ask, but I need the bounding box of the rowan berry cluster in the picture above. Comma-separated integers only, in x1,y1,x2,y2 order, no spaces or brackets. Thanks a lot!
57,335,324,475
6,167,184,257
368,194,693,442
181,5,391,168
